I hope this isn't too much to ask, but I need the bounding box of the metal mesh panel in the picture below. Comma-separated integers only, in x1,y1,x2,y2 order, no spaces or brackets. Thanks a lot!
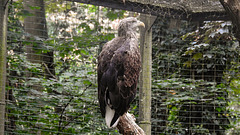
5,1,118,134
3,0,240,134
151,18,240,134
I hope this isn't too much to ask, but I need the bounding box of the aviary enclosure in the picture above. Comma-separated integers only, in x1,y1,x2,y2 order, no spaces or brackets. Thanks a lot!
0,0,240,134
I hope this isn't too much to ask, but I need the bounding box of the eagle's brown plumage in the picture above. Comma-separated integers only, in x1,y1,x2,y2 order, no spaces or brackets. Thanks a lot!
97,17,144,128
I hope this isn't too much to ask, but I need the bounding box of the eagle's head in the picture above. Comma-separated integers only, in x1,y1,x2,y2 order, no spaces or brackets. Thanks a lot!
118,17,145,37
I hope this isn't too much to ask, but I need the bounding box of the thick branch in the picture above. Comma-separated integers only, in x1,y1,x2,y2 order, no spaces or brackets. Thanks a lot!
220,0,240,40
117,113,145,135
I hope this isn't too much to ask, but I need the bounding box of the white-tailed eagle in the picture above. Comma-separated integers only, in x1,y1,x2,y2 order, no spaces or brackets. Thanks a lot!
97,17,145,128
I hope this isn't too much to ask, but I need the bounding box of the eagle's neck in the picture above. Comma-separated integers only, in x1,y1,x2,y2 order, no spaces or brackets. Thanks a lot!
118,30,137,39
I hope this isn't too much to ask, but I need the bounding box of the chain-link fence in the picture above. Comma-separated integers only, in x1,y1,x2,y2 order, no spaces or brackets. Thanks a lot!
1,0,240,134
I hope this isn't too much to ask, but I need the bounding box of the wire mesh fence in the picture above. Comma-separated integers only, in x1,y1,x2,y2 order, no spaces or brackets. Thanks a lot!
151,18,240,134
2,0,240,134
6,1,111,134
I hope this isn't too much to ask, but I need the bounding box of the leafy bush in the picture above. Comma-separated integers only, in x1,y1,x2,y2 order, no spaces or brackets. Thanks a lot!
6,1,125,134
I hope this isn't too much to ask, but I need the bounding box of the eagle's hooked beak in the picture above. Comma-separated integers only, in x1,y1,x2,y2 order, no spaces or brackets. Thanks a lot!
136,20,145,28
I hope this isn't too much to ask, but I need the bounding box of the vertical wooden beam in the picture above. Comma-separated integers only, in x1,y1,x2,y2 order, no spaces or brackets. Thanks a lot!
139,14,156,135
0,0,8,134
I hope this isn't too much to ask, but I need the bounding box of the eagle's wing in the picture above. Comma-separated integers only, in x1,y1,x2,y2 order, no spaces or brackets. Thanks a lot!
97,38,141,127
97,38,122,117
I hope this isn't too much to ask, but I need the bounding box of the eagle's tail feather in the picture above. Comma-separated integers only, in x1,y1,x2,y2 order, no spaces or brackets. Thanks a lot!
105,105,119,128
110,112,120,127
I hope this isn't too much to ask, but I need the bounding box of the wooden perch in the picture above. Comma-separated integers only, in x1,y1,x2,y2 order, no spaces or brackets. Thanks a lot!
116,113,145,135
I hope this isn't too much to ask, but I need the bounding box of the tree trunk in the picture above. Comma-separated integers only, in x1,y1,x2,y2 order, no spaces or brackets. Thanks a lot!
0,0,8,134
22,1,54,134
220,0,240,41
23,0,54,82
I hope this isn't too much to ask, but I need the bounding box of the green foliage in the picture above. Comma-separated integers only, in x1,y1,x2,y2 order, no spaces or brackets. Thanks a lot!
45,0,72,13
6,1,125,134
152,18,240,134
153,78,230,134
224,57,240,134
179,21,239,82
106,9,125,21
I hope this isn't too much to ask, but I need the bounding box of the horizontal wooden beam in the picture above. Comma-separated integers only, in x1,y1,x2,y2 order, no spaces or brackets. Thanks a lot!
66,0,230,21
190,11,230,21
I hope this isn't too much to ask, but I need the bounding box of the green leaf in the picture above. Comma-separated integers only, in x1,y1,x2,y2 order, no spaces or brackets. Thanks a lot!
185,49,194,55
216,107,222,112
28,5,41,10
183,61,192,68
80,49,88,55
83,80,92,85
192,53,203,60
17,9,34,18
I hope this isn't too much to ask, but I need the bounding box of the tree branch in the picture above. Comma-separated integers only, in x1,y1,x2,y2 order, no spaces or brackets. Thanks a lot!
56,84,92,134
117,113,145,135
219,0,240,41
57,96,74,134
42,62,58,80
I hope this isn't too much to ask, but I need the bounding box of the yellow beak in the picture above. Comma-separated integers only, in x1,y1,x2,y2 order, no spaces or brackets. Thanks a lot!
137,21,145,28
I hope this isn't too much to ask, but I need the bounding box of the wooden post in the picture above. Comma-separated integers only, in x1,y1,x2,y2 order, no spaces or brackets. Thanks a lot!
0,0,8,134
139,14,156,135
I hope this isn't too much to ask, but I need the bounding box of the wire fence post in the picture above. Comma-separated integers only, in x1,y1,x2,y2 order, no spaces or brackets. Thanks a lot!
0,1,8,134
139,14,156,135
